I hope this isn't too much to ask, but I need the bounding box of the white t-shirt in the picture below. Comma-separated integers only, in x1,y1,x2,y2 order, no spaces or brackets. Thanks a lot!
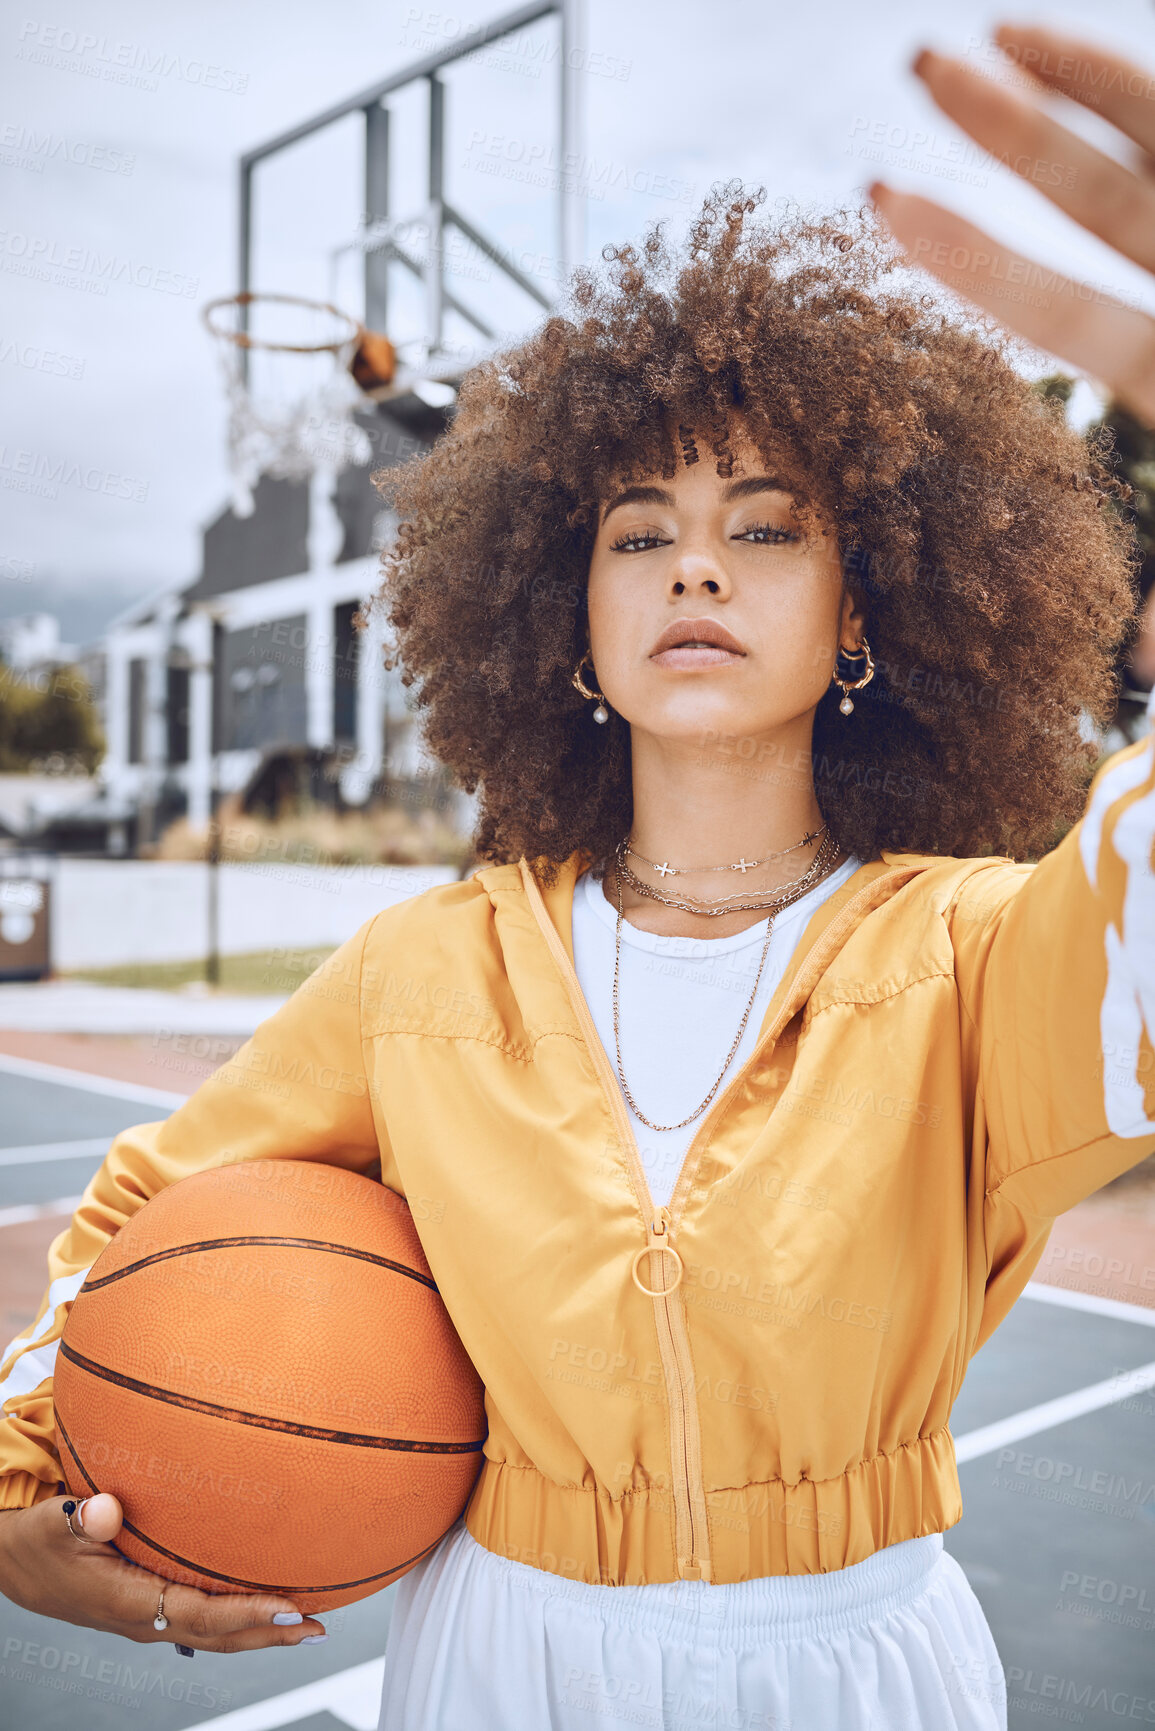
571,853,862,1207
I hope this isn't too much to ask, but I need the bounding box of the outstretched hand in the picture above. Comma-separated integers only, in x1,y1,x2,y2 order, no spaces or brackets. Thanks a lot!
870,23,1155,428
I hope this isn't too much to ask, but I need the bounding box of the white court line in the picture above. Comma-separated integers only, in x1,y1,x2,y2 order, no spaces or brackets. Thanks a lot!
0,1136,112,1167
1022,1279,1155,1329
0,1194,83,1229
182,1656,385,1731
0,1050,186,1108
954,1358,1155,1462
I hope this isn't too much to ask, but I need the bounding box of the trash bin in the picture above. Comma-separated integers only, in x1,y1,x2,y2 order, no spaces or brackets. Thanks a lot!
0,853,53,981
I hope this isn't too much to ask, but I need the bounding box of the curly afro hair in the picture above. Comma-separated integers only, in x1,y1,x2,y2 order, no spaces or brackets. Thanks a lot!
367,181,1141,886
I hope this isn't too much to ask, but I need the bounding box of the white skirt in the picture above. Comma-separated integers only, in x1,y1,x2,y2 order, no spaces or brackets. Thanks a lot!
378,1519,1008,1730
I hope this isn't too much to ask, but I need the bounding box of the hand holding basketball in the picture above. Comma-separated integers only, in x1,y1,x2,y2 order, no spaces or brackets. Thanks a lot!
0,1493,327,1652
52,1162,486,1614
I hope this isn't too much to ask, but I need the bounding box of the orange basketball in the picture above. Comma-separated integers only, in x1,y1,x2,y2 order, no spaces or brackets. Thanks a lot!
53,1160,486,1613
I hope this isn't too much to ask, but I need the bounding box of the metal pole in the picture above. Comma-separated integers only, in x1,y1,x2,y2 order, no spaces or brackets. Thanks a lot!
427,76,445,360
206,779,220,987
558,0,585,286
137,657,157,854
205,618,223,987
238,161,252,384
365,103,390,330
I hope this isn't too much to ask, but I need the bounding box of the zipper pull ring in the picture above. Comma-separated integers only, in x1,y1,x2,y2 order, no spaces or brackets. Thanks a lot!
630,1207,684,1298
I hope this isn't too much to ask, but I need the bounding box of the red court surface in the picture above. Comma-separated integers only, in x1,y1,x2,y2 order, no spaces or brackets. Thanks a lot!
0,1029,246,1098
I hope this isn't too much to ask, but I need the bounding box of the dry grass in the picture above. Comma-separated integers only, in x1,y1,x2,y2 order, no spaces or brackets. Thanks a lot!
61,947,337,995
152,796,474,871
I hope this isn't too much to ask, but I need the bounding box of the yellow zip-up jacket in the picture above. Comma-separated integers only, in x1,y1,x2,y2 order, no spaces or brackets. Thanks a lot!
3,705,1154,1587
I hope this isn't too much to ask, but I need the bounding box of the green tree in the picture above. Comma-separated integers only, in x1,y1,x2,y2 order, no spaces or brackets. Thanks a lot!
0,663,105,772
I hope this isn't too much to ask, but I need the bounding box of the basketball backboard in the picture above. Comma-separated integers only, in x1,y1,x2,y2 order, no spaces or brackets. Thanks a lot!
236,1,585,394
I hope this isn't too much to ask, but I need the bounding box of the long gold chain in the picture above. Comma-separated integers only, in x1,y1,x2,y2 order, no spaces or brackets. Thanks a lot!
610,829,843,1131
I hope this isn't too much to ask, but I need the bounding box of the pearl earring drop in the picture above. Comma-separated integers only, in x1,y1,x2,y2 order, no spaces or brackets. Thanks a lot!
832,636,875,716
571,649,611,724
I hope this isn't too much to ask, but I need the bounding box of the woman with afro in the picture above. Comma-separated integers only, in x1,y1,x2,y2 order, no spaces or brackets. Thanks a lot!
1,22,1153,1731
354,181,1152,1728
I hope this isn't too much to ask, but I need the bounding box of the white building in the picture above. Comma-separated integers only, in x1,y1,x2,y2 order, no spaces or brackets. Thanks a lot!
0,612,78,673
82,398,474,853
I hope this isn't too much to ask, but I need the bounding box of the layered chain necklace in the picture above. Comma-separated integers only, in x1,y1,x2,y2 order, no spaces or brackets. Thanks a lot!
609,824,843,1132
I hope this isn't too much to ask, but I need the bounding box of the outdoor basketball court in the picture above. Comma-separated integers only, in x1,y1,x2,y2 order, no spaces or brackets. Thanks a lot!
1,1049,1152,1731
3,4,1154,1725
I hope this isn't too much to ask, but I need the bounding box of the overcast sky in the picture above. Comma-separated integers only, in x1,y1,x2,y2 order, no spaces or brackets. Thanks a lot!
3,0,1154,646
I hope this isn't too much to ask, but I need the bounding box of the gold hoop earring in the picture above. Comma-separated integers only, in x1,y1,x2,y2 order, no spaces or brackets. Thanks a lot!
832,636,875,715
571,650,610,724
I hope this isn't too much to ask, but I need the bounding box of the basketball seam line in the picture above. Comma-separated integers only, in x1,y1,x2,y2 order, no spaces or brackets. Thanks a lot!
58,1341,486,1454
54,1408,448,1595
81,1235,439,1295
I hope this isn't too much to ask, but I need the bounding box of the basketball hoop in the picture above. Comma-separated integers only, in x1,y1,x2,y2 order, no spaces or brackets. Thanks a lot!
202,292,390,518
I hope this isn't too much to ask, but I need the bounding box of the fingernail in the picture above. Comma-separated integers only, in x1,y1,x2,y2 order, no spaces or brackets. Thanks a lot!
272,1613,303,1625
175,1644,196,1657
911,47,931,77
300,1634,328,1644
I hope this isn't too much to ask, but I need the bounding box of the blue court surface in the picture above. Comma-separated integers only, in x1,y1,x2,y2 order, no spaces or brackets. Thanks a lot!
0,1053,1152,1730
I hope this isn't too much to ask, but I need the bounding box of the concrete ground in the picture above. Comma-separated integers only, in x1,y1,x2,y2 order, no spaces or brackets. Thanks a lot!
0,981,290,1036
0,1034,1152,1730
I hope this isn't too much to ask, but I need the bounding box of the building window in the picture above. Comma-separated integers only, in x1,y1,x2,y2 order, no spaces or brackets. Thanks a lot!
215,616,309,752
127,658,147,764
333,600,360,743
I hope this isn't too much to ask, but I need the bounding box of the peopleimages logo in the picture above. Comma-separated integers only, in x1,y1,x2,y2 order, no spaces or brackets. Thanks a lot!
464,132,695,205
15,20,249,94
399,9,632,82
909,236,1138,309
2,1634,235,1711
0,230,198,298
0,122,135,175
0,446,148,503
0,336,85,379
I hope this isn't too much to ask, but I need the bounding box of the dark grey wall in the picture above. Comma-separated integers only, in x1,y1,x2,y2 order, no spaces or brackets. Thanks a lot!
335,403,448,565
182,402,449,607
186,475,310,604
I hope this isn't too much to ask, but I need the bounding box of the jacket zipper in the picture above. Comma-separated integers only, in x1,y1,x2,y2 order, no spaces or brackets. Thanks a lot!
520,861,710,1578
635,1204,704,1576
664,866,912,1230
518,858,909,1583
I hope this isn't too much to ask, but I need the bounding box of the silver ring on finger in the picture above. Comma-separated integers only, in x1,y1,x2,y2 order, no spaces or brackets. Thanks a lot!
61,1498,100,1544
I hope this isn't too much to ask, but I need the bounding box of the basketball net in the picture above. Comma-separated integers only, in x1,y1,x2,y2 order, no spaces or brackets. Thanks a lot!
204,294,375,519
